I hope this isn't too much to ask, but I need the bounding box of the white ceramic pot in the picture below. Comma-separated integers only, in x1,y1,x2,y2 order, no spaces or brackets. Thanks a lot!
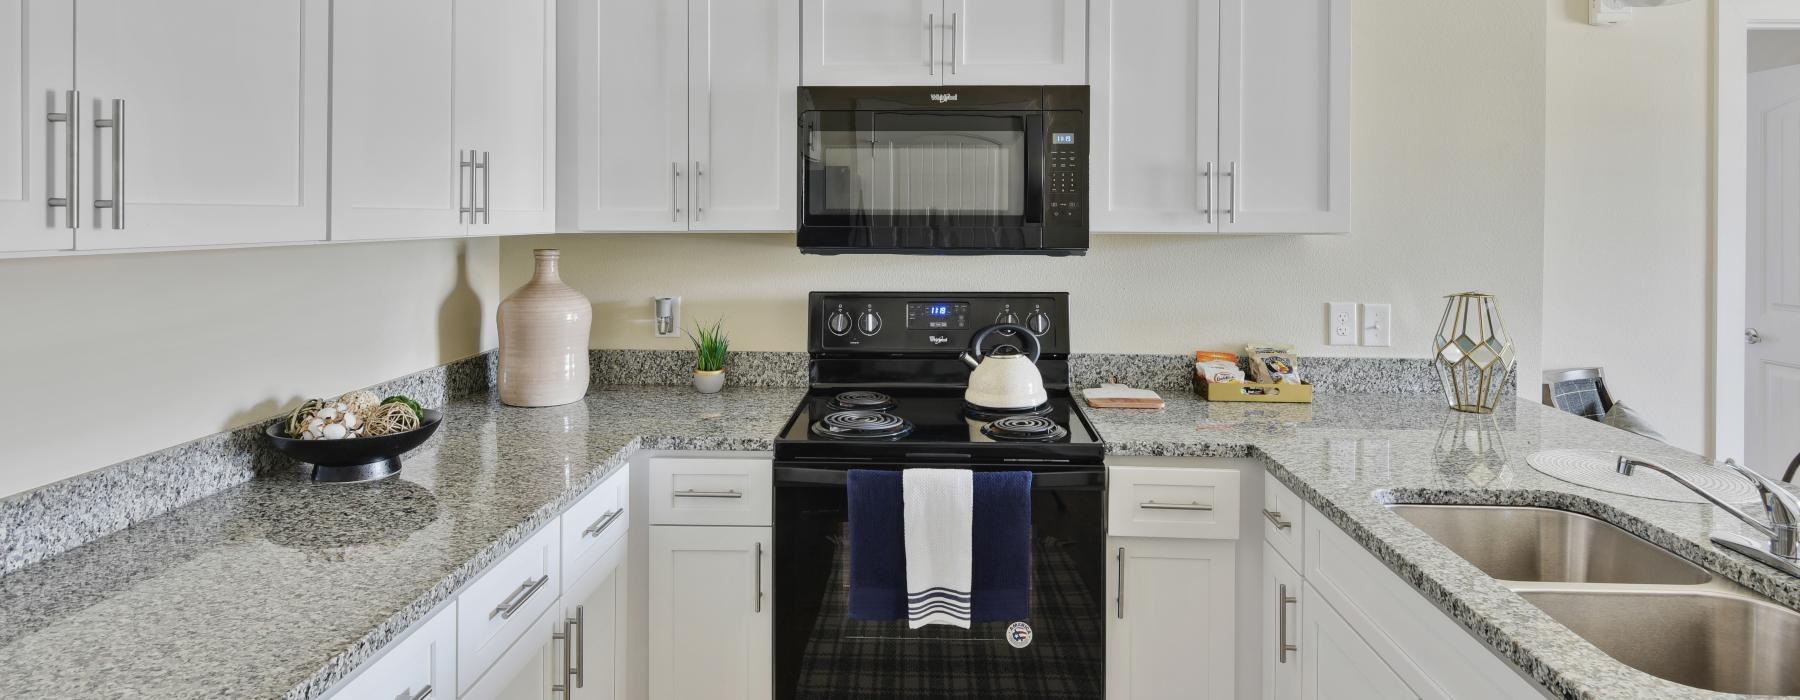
959,323,1048,410
498,250,593,407
693,369,726,394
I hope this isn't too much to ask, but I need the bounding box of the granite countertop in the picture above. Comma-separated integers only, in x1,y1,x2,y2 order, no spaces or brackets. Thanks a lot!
3,383,1796,699
1086,393,1800,700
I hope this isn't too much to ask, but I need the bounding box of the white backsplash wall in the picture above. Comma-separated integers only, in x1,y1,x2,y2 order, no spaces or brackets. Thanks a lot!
503,0,1547,386
0,239,500,499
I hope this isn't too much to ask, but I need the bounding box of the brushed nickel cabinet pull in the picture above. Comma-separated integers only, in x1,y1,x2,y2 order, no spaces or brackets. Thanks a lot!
674,488,742,499
1225,160,1238,224
1115,547,1125,619
552,608,575,695
927,13,935,76
671,162,683,222
583,508,623,538
1139,499,1212,511
950,13,958,75
470,150,489,224
1201,161,1213,223
693,160,703,221
490,574,549,619
458,150,472,224
47,90,77,228
403,685,432,700
1278,583,1298,662
1263,508,1292,531
754,542,765,613
572,605,585,688
93,98,124,229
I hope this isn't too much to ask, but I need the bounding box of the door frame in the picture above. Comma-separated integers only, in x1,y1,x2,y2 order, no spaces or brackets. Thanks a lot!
1713,1,1800,463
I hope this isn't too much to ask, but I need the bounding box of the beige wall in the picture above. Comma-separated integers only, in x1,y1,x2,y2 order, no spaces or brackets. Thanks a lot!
505,0,1548,384
0,239,499,498
1542,0,1711,453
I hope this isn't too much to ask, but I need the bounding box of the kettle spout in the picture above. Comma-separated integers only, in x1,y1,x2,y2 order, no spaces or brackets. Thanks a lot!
958,352,981,370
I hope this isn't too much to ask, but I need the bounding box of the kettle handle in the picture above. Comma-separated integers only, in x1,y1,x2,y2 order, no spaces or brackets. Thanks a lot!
966,324,1040,364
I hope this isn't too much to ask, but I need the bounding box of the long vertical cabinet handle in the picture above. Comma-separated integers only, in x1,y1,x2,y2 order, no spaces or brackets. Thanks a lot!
1278,583,1298,663
671,162,683,222
1201,161,1213,223
46,90,78,228
458,150,471,224
551,615,570,697
1226,160,1238,224
927,13,935,76
93,99,125,229
572,604,585,688
753,542,765,613
478,150,491,224
1115,547,1125,619
950,13,958,75
693,160,703,222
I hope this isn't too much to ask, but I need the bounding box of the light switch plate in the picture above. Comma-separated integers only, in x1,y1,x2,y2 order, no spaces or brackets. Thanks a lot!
1362,303,1392,347
1328,302,1358,346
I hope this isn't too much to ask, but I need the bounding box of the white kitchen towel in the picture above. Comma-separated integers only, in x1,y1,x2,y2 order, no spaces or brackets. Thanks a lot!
902,468,975,629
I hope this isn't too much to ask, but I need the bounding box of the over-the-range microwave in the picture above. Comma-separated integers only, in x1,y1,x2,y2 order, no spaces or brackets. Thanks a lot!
797,85,1088,256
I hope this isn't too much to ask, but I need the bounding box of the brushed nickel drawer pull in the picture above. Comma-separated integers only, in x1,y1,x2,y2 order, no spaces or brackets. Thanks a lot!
674,489,743,499
582,508,623,538
491,574,549,619
1278,583,1298,662
1139,500,1212,511
404,684,432,700
1263,508,1293,530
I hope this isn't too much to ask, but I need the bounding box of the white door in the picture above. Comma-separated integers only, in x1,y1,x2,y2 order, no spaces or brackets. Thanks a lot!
1299,583,1417,700
564,0,688,231
1747,63,1800,477
801,0,940,86
942,0,1086,85
1088,0,1221,233
648,526,771,700
73,0,329,250
567,538,629,700
463,607,559,700
687,0,797,232
1217,0,1350,235
457,0,555,236
1105,538,1236,700
0,0,75,254
330,0,461,241
1262,543,1302,700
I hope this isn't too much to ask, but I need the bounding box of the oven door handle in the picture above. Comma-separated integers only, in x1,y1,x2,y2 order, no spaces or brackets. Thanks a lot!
773,466,1102,489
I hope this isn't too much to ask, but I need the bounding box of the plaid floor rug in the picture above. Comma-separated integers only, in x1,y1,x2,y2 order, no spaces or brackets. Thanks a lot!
791,533,1104,699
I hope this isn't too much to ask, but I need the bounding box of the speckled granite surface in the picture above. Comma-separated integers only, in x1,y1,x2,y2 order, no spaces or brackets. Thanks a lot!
1088,394,1800,699
1069,352,1494,395
589,349,810,387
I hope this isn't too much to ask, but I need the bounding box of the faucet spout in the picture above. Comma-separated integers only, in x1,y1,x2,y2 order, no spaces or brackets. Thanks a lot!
1616,456,1800,562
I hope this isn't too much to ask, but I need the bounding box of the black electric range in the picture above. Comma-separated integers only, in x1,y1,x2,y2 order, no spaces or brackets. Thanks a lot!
773,292,1106,700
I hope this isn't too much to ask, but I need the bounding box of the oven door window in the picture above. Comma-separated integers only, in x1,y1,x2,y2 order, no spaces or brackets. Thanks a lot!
774,471,1104,699
803,111,1043,229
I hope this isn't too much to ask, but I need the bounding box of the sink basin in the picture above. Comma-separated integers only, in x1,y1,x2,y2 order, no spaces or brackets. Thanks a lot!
1520,589,1800,695
1387,504,1712,585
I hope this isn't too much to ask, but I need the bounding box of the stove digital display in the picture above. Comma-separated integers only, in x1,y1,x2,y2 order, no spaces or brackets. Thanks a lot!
905,301,970,329
925,304,951,317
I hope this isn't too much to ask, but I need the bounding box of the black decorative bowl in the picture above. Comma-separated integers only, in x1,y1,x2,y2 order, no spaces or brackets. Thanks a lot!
265,409,443,483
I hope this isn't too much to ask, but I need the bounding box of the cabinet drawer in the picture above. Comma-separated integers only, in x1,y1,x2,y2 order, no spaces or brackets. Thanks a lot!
458,522,561,693
648,456,772,526
1262,471,1306,568
563,467,629,586
329,602,455,700
1107,466,1241,539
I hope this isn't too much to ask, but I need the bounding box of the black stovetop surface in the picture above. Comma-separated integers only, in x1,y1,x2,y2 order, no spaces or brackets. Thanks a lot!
773,387,1105,467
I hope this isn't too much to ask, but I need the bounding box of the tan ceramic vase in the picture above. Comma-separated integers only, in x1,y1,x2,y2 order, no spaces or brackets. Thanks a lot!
499,250,592,407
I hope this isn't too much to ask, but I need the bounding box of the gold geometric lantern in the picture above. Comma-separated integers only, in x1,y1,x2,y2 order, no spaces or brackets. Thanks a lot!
1432,292,1516,414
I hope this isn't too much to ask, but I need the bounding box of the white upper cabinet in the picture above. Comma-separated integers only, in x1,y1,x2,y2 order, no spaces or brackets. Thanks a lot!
0,0,75,255
942,0,1086,85
1218,0,1349,234
458,0,557,236
73,0,329,250
561,0,690,231
331,0,459,241
1090,0,1349,235
687,0,798,231
802,0,1085,86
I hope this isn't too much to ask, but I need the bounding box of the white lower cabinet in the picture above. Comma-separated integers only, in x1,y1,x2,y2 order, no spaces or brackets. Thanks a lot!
566,537,629,700
1106,537,1237,700
463,606,560,700
648,525,772,700
331,602,456,700
1298,581,1415,700
1261,543,1302,700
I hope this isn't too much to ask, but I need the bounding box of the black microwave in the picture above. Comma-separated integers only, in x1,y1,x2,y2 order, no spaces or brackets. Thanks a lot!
797,86,1088,256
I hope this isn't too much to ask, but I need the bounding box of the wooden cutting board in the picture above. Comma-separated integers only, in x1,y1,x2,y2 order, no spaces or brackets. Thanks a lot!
1082,383,1166,409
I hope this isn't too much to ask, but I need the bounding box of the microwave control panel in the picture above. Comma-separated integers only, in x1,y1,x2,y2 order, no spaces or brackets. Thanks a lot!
1045,110,1087,223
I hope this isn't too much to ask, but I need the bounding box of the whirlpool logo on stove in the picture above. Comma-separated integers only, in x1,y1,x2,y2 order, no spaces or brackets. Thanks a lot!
930,93,959,103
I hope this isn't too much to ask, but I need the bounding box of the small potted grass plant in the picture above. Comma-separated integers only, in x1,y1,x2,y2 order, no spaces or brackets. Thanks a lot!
687,318,730,394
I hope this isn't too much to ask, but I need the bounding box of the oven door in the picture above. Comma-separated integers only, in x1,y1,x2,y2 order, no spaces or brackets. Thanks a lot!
800,109,1074,254
773,465,1105,700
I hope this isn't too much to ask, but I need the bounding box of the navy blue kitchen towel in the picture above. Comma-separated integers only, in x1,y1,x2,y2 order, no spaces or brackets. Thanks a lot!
847,469,907,620
971,470,1033,622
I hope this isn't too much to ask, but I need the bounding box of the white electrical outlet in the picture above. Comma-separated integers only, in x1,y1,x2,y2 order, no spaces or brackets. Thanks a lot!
1361,303,1393,347
1328,302,1358,346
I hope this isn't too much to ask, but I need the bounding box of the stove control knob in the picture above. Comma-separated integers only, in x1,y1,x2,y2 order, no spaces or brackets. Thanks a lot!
857,311,883,336
994,310,1020,335
1026,311,1052,336
827,309,853,336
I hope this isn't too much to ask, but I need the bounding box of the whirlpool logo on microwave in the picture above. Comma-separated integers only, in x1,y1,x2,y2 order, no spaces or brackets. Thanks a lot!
929,93,959,103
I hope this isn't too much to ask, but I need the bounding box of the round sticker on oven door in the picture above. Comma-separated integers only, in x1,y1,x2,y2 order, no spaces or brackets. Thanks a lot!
1006,621,1034,649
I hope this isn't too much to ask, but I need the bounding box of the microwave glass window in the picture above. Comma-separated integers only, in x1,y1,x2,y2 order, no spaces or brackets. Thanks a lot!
805,113,1033,225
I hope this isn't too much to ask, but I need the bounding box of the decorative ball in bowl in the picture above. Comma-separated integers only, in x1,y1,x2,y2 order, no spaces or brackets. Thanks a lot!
266,392,443,483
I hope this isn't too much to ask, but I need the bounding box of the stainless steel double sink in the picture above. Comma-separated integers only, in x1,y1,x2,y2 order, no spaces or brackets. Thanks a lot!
1388,504,1800,696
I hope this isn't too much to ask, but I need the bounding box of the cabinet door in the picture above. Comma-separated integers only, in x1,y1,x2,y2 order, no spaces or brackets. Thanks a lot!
567,538,629,700
1262,543,1302,700
1299,582,1417,700
562,0,688,231
458,0,556,236
73,0,328,249
687,0,797,232
463,606,560,700
1088,0,1220,233
1218,0,1349,234
0,0,75,254
331,0,461,241
942,0,1085,85
1106,538,1236,700
648,526,770,700
800,0,939,86
330,603,456,700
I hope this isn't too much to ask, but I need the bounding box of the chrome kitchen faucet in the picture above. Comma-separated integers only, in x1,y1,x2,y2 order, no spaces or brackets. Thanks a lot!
1616,456,1800,578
